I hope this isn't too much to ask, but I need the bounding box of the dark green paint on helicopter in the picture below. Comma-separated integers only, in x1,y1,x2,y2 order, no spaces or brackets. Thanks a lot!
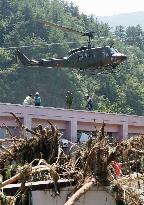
16,45,127,71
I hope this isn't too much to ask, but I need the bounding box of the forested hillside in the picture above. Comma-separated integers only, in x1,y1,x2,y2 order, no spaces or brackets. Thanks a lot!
0,0,144,115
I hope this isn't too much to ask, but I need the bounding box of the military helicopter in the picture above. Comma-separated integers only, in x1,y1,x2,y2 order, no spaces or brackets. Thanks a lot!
16,21,127,73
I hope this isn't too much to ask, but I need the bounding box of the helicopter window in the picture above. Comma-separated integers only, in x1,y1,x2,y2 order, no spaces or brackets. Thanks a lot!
78,51,93,60
78,53,83,60
84,53,88,58
114,48,119,52
110,47,118,54
102,49,109,58
105,52,109,57
87,53,91,58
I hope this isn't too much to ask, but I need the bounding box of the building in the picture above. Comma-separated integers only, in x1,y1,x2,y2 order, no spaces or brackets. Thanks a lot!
0,103,144,142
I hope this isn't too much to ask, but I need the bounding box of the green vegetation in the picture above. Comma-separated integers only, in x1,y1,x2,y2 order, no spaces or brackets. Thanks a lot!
0,0,144,115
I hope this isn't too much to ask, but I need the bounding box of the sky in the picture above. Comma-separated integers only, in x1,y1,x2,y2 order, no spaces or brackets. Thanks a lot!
66,0,144,16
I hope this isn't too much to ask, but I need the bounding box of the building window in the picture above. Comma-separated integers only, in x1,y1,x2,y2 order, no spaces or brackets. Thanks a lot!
0,128,6,139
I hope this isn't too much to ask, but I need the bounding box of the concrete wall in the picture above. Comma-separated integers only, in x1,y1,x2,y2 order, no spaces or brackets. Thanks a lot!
32,187,116,205
4,181,116,205
0,103,144,142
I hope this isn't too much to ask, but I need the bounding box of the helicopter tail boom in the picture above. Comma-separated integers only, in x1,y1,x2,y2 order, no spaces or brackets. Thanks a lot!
16,50,32,66
16,49,67,68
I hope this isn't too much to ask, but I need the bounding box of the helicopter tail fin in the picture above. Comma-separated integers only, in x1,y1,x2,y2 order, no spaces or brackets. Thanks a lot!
16,50,31,66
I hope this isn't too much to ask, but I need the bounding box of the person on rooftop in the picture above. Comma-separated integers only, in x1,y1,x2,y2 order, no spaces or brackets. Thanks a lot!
85,94,93,111
23,94,34,105
65,91,73,109
34,92,41,106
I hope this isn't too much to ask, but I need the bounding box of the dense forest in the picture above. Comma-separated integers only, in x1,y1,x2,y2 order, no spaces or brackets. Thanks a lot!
0,0,144,115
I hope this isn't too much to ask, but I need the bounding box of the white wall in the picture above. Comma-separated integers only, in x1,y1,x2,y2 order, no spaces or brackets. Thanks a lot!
32,186,116,205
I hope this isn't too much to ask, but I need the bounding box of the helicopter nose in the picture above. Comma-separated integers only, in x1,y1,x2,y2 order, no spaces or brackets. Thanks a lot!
120,54,127,61
111,53,127,63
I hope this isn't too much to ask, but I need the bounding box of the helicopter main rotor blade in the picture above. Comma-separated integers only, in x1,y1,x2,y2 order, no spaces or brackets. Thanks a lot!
0,41,84,50
41,20,86,36
0,45,49,50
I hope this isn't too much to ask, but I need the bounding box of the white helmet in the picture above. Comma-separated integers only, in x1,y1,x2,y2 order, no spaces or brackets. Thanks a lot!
36,92,39,95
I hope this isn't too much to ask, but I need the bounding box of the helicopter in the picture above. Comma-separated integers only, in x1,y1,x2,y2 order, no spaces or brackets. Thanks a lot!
15,21,127,73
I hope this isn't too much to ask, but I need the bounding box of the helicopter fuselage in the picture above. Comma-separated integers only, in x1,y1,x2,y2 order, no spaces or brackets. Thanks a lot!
16,46,127,71
66,46,127,69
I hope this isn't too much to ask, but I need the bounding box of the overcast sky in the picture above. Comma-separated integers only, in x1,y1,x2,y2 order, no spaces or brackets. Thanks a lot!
66,0,144,16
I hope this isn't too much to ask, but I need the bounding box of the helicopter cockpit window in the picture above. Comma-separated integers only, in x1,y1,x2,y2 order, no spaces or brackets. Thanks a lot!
110,47,119,54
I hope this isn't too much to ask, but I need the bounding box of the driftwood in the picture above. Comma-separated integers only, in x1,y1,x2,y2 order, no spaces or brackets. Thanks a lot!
0,164,32,189
0,163,60,189
64,177,96,205
0,173,21,189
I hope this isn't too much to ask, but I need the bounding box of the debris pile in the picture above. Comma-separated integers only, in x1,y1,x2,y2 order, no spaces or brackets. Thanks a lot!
0,113,144,205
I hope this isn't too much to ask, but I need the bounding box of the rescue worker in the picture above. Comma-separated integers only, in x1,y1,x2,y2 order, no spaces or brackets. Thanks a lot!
34,92,41,106
65,91,73,109
85,94,93,111
23,94,34,105
113,160,122,177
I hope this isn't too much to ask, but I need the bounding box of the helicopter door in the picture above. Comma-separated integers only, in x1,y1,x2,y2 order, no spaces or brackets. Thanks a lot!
102,48,109,59
76,51,88,68
100,48,109,66
93,48,105,67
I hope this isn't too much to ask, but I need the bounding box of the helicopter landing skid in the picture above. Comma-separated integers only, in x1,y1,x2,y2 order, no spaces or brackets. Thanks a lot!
97,69,120,75
79,66,121,75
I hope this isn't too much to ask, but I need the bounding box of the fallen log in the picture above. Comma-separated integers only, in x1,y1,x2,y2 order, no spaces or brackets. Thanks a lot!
0,164,60,189
64,177,96,205
0,164,32,189
0,173,20,189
